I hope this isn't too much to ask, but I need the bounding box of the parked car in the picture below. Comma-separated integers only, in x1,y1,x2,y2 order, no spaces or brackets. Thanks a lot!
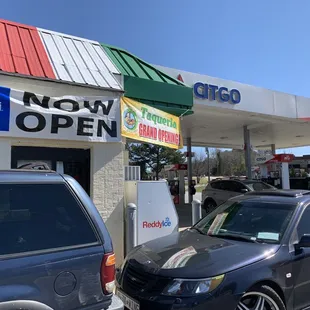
0,170,123,310
116,189,310,310
202,178,276,213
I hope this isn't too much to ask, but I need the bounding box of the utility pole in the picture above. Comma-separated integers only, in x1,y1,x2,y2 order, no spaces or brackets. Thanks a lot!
187,137,193,203
205,147,211,183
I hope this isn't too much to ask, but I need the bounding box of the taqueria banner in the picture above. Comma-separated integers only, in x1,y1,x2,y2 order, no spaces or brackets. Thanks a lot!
0,86,121,142
121,97,183,149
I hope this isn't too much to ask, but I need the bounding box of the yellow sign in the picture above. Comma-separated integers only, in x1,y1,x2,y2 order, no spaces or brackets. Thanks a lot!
121,97,183,149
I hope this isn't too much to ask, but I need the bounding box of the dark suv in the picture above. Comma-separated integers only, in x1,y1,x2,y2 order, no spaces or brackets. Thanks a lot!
0,170,123,310
116,190,310,310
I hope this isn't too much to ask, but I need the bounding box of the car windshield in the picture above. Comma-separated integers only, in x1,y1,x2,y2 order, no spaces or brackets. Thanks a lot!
244,181,275,191
193,199,295,244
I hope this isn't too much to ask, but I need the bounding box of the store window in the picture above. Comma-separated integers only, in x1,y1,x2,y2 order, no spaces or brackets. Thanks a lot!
11,146,91,194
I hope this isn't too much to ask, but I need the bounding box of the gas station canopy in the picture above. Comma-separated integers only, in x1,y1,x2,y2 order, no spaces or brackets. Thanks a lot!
156,65,310,150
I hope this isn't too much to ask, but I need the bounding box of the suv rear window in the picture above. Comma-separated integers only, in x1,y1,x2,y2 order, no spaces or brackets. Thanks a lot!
246,182,273,191
0,183,98,256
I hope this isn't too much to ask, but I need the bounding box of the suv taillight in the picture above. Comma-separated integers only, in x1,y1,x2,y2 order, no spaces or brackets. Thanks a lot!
101,252,116,294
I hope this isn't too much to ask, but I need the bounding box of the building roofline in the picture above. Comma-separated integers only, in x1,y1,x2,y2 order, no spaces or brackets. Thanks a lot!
101,43,189,87
0,71,124,93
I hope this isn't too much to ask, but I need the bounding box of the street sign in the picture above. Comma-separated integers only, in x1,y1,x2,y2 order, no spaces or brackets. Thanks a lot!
164,164,188,171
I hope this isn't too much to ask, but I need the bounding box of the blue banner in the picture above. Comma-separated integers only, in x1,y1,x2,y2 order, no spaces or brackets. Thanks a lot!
0,86,10,132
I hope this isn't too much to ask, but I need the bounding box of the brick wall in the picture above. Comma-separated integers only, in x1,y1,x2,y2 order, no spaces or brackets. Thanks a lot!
91,143,124,265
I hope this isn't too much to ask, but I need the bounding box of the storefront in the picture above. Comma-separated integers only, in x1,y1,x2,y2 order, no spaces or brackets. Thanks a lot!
101,44,193,169
0,19,125,263
0,18,196,264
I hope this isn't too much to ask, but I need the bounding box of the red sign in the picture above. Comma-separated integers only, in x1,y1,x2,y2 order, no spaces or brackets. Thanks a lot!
165,164,188,171
177,74,184,82
175,164,188,170
267,154,294,163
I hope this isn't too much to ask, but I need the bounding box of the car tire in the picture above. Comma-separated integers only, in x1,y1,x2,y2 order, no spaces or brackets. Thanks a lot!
237,285,286,310
203,199,217,215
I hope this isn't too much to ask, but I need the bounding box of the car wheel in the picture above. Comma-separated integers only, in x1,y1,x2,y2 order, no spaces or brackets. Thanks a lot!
237,285,286,310
203,199,217,214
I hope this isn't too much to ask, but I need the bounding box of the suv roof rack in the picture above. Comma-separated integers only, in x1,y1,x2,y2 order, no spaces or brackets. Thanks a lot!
212,177,228,181
17,162,51,170
245,190,310,198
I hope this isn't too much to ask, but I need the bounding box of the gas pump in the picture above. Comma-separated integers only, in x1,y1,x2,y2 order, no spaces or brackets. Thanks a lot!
168,180,180,204
189,180,196,196
165,164,188,205
254,154,294,189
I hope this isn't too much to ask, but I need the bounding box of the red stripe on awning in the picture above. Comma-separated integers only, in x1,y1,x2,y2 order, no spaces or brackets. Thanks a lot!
18,27,45,77
30,29,56,79
6,24,30,75
0,22,15,72
0,18,55,79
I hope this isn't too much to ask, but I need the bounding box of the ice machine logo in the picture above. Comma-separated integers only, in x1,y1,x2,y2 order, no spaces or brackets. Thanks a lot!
142,217,172,228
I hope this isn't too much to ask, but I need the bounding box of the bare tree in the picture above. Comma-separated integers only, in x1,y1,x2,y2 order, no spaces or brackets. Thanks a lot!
192,151,206,181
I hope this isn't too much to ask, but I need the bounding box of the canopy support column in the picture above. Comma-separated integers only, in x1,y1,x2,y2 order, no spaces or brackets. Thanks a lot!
271,144,276,155
281,162,290,189
243,126,252,179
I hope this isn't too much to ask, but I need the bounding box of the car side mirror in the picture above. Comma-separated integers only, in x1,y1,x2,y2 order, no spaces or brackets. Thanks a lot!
241,189,248,193
296,234,310,250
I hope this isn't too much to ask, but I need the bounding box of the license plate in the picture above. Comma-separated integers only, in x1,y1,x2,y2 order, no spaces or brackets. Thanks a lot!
116,288,140,310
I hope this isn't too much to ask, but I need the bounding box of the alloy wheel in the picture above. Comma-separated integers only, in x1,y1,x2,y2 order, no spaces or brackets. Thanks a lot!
237,292,280,310
204,201,216,214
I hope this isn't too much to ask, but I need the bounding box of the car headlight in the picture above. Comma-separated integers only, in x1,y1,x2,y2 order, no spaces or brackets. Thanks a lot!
162,274,225,296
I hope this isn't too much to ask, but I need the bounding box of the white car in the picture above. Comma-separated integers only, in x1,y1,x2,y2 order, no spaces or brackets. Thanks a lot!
202,178,276,213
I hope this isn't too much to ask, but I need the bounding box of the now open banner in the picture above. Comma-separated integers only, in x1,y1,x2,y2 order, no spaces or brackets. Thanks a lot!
121,97,183,149
0,86,121,142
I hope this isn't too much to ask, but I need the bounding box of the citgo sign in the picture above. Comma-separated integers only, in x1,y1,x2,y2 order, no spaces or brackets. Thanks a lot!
193,82,241,104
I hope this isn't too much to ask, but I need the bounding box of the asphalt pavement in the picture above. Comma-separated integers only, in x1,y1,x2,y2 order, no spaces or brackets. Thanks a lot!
177,190,204,230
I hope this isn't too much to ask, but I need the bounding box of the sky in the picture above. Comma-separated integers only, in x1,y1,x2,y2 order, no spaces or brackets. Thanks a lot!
2,0,310,156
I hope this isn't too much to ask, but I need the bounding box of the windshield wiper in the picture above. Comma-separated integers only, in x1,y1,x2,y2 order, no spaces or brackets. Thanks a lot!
209,233,259,243
191,227,208,235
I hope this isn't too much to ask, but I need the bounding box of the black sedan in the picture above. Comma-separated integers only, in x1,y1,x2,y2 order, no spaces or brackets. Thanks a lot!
116,190,310,310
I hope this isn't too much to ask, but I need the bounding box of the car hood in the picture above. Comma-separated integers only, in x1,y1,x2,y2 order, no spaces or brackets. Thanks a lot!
126,230,279,278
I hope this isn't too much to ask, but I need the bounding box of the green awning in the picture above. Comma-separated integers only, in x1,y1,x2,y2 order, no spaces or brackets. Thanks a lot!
102,44,193,117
